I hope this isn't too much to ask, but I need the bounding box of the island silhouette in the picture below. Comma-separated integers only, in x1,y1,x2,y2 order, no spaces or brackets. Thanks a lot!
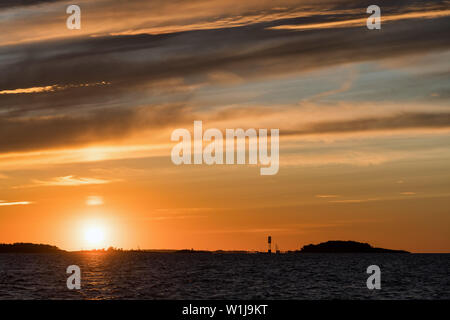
299,240,410,253
0,243,63,253
0,241,410,253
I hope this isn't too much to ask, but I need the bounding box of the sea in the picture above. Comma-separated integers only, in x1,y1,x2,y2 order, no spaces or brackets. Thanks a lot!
0,252,448,299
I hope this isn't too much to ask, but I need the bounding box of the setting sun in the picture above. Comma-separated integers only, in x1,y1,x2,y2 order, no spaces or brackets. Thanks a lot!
83,224,106,249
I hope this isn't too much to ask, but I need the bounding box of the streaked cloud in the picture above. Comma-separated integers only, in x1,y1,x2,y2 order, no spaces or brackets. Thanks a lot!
0,104,189,153
270,10,450,31
0,101,449,154
0,144,170,170
284,112,450,136
0,0,63,9
329,198,380,203
0,85,57,95
316,195,339,198
17,175,116,188
0,0,448,160
146,215,207,221
0,200,32,206
0,82,110,95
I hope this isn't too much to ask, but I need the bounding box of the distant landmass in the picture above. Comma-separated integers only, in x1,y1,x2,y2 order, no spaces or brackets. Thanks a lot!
0,241,410,254
299,240,409,253
0,243,63,253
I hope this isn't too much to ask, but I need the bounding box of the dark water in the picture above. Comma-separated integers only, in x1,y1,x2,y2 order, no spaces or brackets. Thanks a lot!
0,252,448,299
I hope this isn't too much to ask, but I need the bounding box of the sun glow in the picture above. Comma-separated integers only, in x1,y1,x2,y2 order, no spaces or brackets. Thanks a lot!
83,224,106,249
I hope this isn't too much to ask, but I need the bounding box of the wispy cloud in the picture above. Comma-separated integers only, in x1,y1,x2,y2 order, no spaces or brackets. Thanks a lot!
0,82,109,95
0,104,189,153
37,175,115,186
283,113,450,137
0,0,448,169
304,69,357,103
0,85,56,95
0,0,63,9
269,10,450,31
316,194,339,198
15,175,117,188
200,228,292,234
146,215,207,221
329,198,380,203
0,200,32,206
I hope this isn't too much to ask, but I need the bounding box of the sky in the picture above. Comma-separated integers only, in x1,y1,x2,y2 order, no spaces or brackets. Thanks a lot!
0,0,449,252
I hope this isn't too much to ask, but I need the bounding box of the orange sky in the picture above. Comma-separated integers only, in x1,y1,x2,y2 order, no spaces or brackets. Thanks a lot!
0,0,449,252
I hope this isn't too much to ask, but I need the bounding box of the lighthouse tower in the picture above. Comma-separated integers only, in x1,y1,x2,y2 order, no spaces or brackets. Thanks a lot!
268,236,272,254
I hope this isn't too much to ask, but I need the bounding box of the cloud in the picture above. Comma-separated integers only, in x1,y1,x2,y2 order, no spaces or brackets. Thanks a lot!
0,0,449,156
0,85,57,95
145,215,207,221
0,0,63,9
269,9,450,31
17,175,116,188
316,195,339,198
0,82,109,95
0,200,32,206
2,0,447,44
0,144,170,171
304,69,357,102
1,2,449,102
1,106,449,170
0,104,190,153
1,97,449,154
281,143,450,168
284,112,450,136
329,198,380,203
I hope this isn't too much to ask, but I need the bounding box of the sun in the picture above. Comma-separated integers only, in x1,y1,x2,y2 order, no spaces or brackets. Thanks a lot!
83,224,106,249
